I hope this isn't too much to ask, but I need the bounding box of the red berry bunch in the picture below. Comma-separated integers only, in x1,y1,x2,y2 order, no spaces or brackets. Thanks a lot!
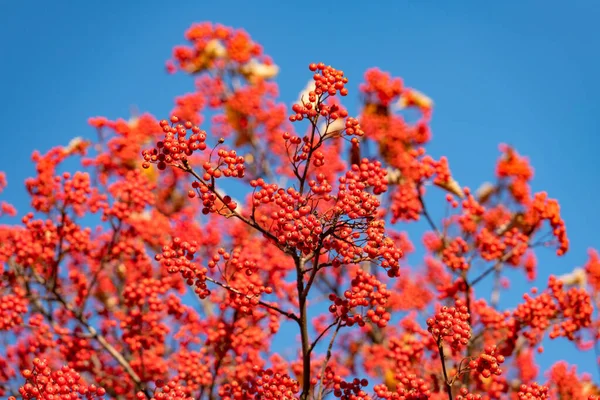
426,298,471,351
547,275,593,340
336,159,388,217
456,387,483,400
373,375,431,400
0,286,27,331
441,237,470,272
120,277,175,351
137,379,193,400
309,62,349,97
514,275,593,344
218,367,300,399
142,117,207,170
495,144,533,204
328,269,391,328
10,358,106,400
201,148,246,180
526,192,569,256
155,238,210,298
517,382,549,400
290,100,349,124
468,345,505,379
360,68,404,107
105,169,155,220
390,182,423,222
320,367,370,400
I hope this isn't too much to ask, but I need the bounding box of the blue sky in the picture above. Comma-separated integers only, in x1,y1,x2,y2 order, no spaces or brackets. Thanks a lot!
1,0,599,384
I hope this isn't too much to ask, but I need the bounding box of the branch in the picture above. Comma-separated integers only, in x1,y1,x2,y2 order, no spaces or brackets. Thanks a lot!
30,271,151,398
437,339,453,400
316,321,343,400
205,276,298,321
309,318,340,354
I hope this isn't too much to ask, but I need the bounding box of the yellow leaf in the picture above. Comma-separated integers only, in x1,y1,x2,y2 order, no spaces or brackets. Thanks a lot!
435,178,465,198
397,89,433,111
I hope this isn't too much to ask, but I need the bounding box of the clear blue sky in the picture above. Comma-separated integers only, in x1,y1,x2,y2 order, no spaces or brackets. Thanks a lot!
1,0,599,383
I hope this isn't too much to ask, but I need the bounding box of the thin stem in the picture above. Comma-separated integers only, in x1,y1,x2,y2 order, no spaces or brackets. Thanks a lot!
309,319,340,354
316,321,343,400
30,270,151,398
437,339,453,400
297,256,312,400
205,276,298,321
418,189,443,239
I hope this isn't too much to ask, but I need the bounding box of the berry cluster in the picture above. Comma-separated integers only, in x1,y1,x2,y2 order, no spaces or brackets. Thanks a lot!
120,277,177,351
456,387,483,400
360,68,404,107
218,367,299,399
0,287,27,331
517,382,549,400
10,359,106,400
390,182,423,222
328,269,391,328
309,62,349,97
441,237,470,272
426,298,471,351
155,238,211,298
290,100,349,124
320,367,370,400
335,160,387,220
526,192,569,256
495,144,533,204
514,275,593,344
200,148,246,180
138,379,193,400
142,117,207,170
468,345,505,379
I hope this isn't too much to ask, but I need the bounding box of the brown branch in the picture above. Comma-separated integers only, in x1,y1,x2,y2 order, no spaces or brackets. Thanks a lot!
316,321,343,400
29,270,151,398
437,339,453,400
205,276,298,321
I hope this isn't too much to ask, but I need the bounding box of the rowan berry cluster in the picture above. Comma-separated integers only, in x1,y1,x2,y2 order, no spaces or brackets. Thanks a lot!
328,269,391,328
201,148,246,180
468,345,505,379
546,362,596,398
142,117,208,171
138,379,193,400
547,275,592,339
170,22,262,72
373,375,431,400
105,169,155,220
390,182,423,222
427,298,471,351
290,99,349,124
9,358,106,400
514,275,592,345
441,237,470,271
517,382,549,400
0,285,27,331
120,277,179,351
456,387,483,400
495,144,533,204
360,68,404,107
526,192,569,256
320,367,370,400
218,367,299,399
155,238,211,298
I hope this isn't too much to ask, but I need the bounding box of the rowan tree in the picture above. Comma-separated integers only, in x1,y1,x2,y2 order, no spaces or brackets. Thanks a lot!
0,21,599,400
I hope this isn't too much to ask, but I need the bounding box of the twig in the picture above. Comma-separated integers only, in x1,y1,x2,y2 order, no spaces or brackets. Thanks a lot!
437,339,453,400
205,276,298,321
316,321,343,400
